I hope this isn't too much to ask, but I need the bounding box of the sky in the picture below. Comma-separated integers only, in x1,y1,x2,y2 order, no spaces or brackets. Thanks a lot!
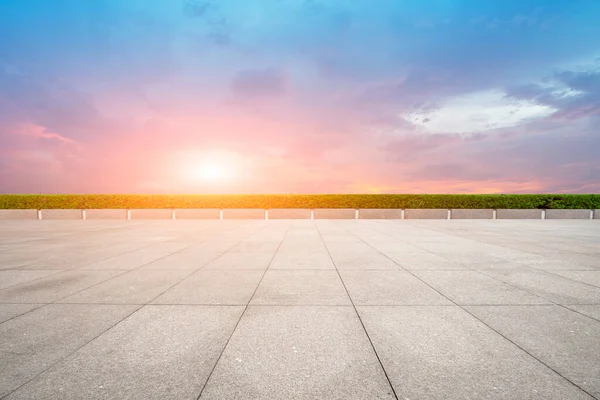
1,0,600,194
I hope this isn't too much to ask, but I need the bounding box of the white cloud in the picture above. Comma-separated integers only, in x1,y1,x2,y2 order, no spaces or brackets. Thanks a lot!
405,89,556,134
536,79,585,99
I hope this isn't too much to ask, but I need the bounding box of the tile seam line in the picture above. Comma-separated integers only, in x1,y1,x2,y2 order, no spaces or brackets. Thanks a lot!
0,304,144,400
333,220,599,400
0,222,250,326
366,220,600,321
0,303,47,326
44,241,203,304
370,219,600,294
140,223,274,308
1,222,271,398
62,221,269,306
195,221,292,400
559,304,600,324
3,230,199,277
0,241,175,326
318,221,400,400
0,246,194,327
364,220,527,293
388,218,560,258
0,269,67,292
5,221,137,242
473,268,600,325
462,302,599,399
429,235,600,294
532,269,600,291
190,221,272,268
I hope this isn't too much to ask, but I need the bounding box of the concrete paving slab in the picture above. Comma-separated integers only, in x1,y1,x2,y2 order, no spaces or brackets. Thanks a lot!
378,250,468,270
0,270,62,290
0,210,38,220
267,209,311,219
319,234,363,243
270,248,335,269
413,270,550,305
163,242,241,261
404,208,448,219
545,209,592,219
277,232,320,244
0,270,125,303
0,303,42,324
79,246,186,270
339,270,451,305
174,208,220,219
409,241,490,253
358,209,402,219
466,305,600,398
1,219,600,399
203,252,275,270
436,253,521,268
12,245,148,270
314,208,356,219
251,270,351,305
0,271,123,303
285,228,322,238
361,240,421,254
16,255,107,270
451,209,494,219
223,208,266,219
84,209,127,219
550,270,600,288
567,305,600,321
0,253,65,270
58,269,192,304
497,209,543,219
199,306,396,400
358,306,593,400
129,209,173,219
544,253,600,269
280,237,324,248
325,242,399,269
153,270,263,304
138,250,222,270
39,209,82,219
483,268,600,304
5,305,244,400
513,258,598,271
228,240,281,253
0,304,137,398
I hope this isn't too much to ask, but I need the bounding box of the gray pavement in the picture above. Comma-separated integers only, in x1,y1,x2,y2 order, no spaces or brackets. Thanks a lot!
0,219,599,399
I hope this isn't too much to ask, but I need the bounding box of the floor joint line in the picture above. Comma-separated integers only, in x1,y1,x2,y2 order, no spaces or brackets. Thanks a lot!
317,220,400,400
334,220,599,400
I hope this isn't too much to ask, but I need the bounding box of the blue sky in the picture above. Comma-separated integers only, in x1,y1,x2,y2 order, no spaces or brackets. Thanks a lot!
1,0,600,193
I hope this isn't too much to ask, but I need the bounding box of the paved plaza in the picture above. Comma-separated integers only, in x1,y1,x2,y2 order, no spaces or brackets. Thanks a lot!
1,219,599,399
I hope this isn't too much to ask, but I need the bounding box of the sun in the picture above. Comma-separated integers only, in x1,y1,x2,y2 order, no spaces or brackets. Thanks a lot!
187,162,231,183
190,163,228,182
197,164,223,180
177,150,240,185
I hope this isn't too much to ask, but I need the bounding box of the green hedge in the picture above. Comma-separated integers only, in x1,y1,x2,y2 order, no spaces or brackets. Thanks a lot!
0,194,599,209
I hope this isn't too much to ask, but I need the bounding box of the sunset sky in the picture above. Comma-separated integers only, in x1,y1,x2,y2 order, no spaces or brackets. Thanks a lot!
1,0,600,194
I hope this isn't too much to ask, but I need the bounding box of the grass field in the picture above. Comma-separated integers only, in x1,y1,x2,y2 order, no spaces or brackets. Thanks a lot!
1,194,599,209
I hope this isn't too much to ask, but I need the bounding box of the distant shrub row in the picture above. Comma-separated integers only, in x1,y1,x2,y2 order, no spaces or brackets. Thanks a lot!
1,194,599,209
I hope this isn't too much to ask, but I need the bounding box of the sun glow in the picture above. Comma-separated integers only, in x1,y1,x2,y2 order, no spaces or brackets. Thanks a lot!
177,150,241,185
187,162,233,183
194,163,225,181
